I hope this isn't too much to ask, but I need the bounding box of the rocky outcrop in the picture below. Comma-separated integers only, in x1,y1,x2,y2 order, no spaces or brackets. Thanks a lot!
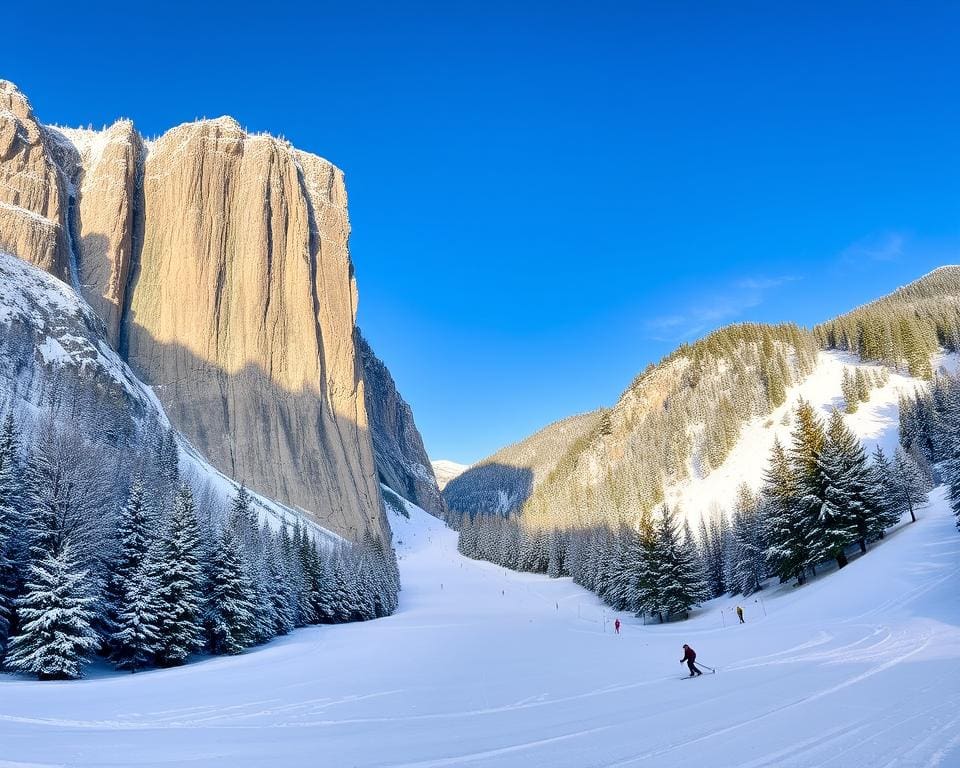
48,122,140,348
357,332,445,518
0,81,69,280
0,80,400,542
122,118,383,539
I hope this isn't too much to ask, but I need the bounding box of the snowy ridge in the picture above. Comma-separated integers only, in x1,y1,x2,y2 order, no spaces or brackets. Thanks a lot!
666,349,957,525
431,459,470,490
0,251,144,400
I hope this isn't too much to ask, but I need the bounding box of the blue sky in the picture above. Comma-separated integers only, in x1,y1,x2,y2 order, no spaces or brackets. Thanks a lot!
7,1,959,463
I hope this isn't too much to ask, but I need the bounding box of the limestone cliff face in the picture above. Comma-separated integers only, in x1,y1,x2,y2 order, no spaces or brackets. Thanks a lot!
50,122,140,348
0,80,396,541
357,332,445,517
0,81,69,280
124,117,382,539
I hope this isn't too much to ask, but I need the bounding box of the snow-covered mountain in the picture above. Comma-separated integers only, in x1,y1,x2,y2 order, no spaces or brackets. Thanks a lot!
431,459,470,490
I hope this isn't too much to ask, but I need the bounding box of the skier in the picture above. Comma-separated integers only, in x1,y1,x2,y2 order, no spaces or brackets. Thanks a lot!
680,644,703,677
614,618,621,635
736,605,745,624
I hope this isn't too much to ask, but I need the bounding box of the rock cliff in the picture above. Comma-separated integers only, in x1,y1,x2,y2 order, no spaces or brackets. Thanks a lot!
357,332,445,517
0,79,430,542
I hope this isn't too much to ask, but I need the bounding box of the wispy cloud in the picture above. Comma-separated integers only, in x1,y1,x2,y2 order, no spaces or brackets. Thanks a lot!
839,232,905,264
645,274,799,342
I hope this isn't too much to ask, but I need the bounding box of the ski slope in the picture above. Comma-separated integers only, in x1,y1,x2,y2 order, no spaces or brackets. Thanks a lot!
1,487,959,767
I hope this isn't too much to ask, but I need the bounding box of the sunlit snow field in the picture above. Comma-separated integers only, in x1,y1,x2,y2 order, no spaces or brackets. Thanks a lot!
1,488,958,767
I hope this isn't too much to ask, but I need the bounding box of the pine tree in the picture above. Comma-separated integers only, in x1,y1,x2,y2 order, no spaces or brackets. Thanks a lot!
890,447,929,524
263,526,295,636
763,437,808,585
0,413,23,653
632,507,660,618
108,477,162,671
649,506,708,621
804,410,858,569
110,548,162,671
5,542,99,680
729,497,768,596
867,445,905,535
206,525,257,655
154,485,205,666
823,410,885,555
330,551,363,623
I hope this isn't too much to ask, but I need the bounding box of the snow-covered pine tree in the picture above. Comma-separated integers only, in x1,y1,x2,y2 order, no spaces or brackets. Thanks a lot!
841,368,858,413
649,505,708,621
631,507,660,618
330,550,363,623
698,509,730,599
804,410,858,569
729,496,768,596
867,445,905,536
0,413,24,653
890,447,929,524
546,530,565,578
763,436,808,585
823,410,886,554
263,525,295,636
311,542,337,623
6,541,99,680
110,547,162,671
206,524,257,654
154,485,205,666
228,486,275,643
108,476,162,671
854,368,870,403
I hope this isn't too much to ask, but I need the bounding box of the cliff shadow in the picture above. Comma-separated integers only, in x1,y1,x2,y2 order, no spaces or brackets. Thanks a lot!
115,319,387,542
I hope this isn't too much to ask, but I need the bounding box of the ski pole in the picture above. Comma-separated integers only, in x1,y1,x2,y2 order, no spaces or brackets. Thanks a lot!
696,662,716,672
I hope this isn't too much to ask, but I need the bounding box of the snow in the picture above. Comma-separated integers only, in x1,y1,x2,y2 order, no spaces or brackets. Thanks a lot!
432,458,470,490
666,350,955,525
2,475,959,765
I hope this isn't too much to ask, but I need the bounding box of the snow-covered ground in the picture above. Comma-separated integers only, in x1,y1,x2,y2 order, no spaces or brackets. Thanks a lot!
2,485,959,766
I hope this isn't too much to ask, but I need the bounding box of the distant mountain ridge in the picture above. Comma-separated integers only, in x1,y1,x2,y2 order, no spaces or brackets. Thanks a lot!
431,460,469,491
446,267,960,533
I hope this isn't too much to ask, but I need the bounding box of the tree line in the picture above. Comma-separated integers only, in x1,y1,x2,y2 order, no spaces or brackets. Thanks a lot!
898,366,960,531
0,414,399,680
456,398,930,620
816,266,960,379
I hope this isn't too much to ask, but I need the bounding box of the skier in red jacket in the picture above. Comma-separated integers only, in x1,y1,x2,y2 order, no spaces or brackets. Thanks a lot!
681,644,703,677
614,618,621,635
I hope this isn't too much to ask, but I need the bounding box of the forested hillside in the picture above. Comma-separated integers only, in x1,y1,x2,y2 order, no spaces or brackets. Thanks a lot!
449,268,959,622
447,323,817,530
443,410,604,519
816,266,960,377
